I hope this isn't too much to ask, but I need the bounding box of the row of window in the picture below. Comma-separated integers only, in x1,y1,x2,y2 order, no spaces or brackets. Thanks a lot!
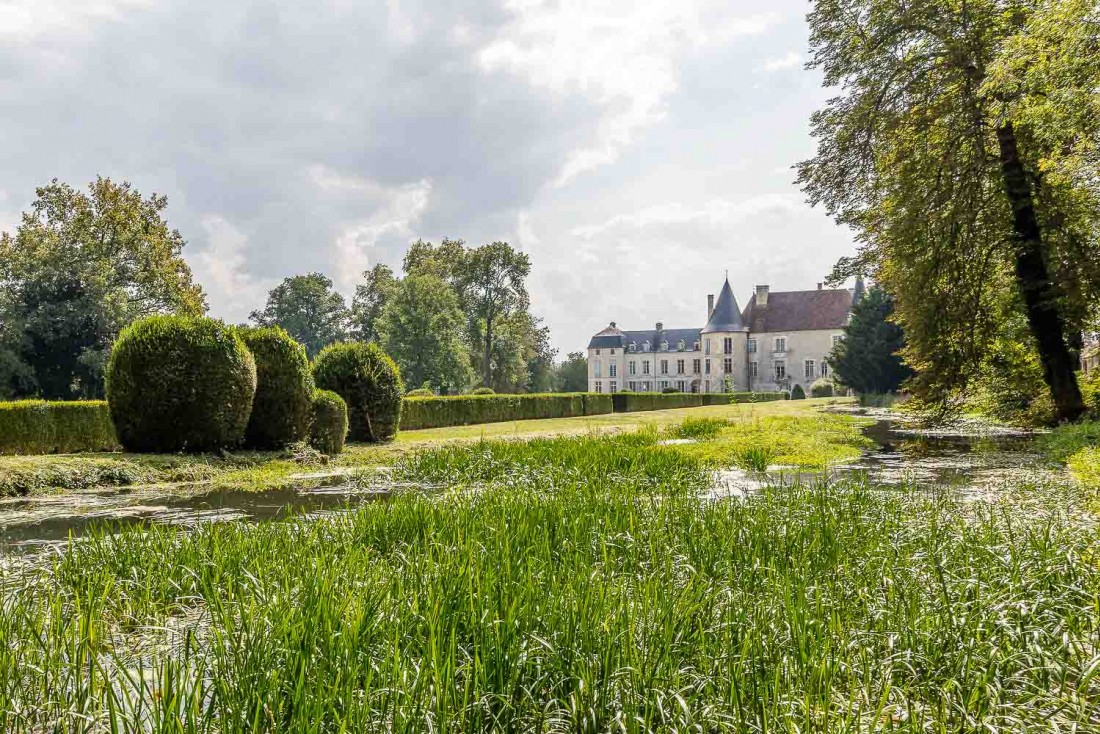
593,363,830,394
598,335,844,358
594,357,830,379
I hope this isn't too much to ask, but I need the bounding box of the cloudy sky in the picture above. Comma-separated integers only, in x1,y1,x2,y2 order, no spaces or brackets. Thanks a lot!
0,0,856,355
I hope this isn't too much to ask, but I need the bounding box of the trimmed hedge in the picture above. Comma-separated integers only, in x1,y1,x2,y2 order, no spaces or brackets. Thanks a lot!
702,392,788,405
471,387,496,395
0,400,119,455
811,380,835,398
309,389,349,455
312,342,404,443
613,392,789,412
401,393,612,430
237,326,314,449
106,316,257,453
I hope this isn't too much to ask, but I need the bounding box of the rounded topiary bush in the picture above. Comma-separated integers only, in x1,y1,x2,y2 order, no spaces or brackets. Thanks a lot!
405,388,433,398
471,387,495,395
237,326,314,449
791,384,807,400
310,389,348,455
106,316,257,453
312,342,404,442
810,379,835,398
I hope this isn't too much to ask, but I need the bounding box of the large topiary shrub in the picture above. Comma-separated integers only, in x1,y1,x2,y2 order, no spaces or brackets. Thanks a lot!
312,342,404,442
791,384,807,400
106,316,257,453
309,389,348,455
237,326,314,449
810,380,835,398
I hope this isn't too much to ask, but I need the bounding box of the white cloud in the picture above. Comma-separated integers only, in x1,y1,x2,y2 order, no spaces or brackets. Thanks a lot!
191,216,272,321
479,0,782,184
571,194,804,238
332,178,432,293
757,51,803,73
0,0,152,41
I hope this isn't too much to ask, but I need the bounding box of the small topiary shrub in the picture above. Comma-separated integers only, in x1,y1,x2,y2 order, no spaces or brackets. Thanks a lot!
106,316,257,453
471,387,496,395
810,380,835,398
405,388,434,398
791,384,806,400
237,326,314,449
312,342,404,442
309,389,348,455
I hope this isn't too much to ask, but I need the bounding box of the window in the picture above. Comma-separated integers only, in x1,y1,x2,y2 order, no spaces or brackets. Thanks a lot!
595,349,601,355
693,341,700,351
692,358,701,374
747,338,757,354
643,342,650,352
723,357,733,373
643,381,651,392
610,349,615,355
677,340,686,352
774,337,787,353
628,381,637,392
676,359,685,374
832,335,843,347
821,360,829,378
643,361,651,375
629,361,636,375
610,381,618,393
609,363,617,377
660,359,669,375
723,337,733,355
705,339,712,355
661,341,669,352
595,381,603,393
676,380,686,392
660,380,669,390
804,359,815,379
750,361,758,378
628,343,636,353
594,359,601,378
775,360,786,379
705,359,711,374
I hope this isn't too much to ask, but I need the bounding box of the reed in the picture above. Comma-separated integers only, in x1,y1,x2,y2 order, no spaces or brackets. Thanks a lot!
2,432,1098,732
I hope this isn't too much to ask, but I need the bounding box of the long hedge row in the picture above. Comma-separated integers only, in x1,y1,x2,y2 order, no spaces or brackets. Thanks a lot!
0,401,120,455
401,393,613,430
612,391,788,413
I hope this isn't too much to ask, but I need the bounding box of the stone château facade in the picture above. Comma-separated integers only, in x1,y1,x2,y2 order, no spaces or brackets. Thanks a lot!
586,277,862,394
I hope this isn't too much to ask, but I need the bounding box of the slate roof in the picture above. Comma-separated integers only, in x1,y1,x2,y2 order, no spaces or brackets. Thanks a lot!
702,278,747,333
741,289,853,333
588,326,702,351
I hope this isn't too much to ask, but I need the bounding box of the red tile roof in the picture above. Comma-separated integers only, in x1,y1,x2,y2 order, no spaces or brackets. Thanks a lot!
741,289,853,333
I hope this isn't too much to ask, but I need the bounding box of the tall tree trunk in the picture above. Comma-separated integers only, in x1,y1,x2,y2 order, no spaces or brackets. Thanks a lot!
483,317,493,387
996,122,1085,423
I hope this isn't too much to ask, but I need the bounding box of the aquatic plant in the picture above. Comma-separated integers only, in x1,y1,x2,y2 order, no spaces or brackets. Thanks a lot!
735,445,776,472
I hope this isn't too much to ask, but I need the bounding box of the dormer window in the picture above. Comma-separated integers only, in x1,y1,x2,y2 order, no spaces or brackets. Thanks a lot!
642,341,650,352
661,341,669,352
677,340,686,352
693,341,700,352
628,342,636,353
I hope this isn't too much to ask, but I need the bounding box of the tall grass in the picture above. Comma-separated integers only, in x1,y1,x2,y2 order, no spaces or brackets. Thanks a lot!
2,432,1099,731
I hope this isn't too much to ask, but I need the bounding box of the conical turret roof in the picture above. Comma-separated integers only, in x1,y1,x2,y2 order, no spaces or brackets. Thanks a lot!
702,278,748,333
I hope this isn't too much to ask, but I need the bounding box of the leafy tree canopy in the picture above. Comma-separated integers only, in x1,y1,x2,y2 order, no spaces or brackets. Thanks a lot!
555,352,589,393
350,264,396,343
249,273,349,358
0,178,205,398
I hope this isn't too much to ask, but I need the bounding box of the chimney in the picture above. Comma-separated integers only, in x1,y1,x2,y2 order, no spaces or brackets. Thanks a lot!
656,321,663,332
707,294,714,318
755,284,769,307
817,283,822,291
610,321,617,329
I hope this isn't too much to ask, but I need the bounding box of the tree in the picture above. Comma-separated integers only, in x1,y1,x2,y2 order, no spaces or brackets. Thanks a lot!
458,242,531,388
0,178,205,398
250,273,348,357
402,238,467,285
799,0,1100,422
555,352,589,392
525,318,558,393
830,286,913,395
350,264,396,342
376,274,473,394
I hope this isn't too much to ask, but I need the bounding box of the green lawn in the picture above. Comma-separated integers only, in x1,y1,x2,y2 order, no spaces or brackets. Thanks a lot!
0,398,860,496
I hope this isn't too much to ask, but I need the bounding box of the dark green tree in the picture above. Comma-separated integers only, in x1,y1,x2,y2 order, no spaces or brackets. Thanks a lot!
0,178,206,398
799,0,1100,421
249,273,349,357
350,264,396,342
830,287,912,395
376,274,473,394
555,352,589,392
458,241,531,388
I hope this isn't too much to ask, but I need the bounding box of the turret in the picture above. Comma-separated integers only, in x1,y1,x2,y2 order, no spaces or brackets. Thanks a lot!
701,277,749,391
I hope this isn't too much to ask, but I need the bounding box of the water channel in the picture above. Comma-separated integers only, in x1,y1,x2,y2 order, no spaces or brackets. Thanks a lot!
0,415,1051,552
